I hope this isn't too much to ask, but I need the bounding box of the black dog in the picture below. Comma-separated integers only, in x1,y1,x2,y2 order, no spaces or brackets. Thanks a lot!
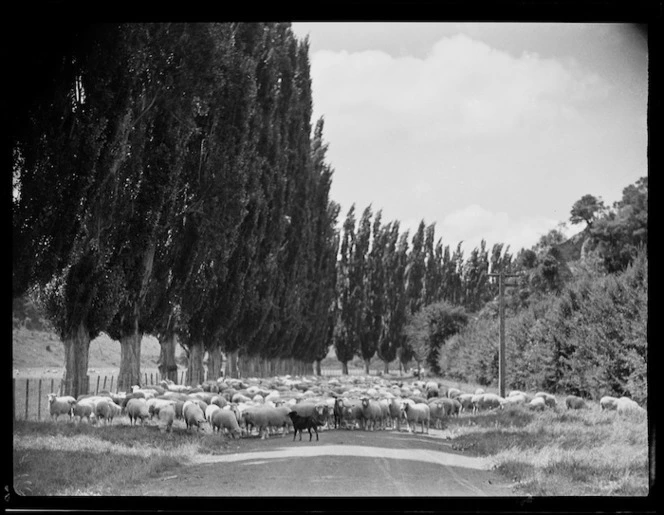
288,411,321,441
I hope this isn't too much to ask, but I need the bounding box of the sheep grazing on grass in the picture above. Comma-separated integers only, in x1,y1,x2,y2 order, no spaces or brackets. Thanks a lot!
534,392,557,409
446,388,462,399
183,401,207,433
528,397,546,411
616,397,645,415
457,394,474,413
476,393,505,412
211,408,242,438
47,394,76,422
474,388,485,395
210,395,228,409
158,405,176,433
94,400,112,425
72,400,96,424
402,402,430,434
126,398,150,426
147,398,176,420
502,393,527,407
206,404,221,424
565,395,587,410
600,396,619,411
288,411,322,442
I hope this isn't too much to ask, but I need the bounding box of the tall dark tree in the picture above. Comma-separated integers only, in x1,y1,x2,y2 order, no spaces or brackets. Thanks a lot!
13,24,151,396
335,205,359,374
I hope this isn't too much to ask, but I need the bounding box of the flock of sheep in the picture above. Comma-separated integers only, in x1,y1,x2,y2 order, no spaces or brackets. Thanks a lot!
46,374,646,439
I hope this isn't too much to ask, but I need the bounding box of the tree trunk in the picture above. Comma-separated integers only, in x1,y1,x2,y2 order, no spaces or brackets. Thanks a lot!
383,359,390,375
341,361,349,375
225,349,239,378
315,359,322,376
61,322,91,398
186,342,205,386
118,331,142,391
364,358,371,374
158,332,178,382
207,346,223,382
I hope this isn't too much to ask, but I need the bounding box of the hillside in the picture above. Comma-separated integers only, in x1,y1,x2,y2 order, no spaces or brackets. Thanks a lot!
12,328,182,375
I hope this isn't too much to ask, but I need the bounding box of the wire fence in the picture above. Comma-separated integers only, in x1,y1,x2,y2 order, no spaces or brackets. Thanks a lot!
13,366,381,421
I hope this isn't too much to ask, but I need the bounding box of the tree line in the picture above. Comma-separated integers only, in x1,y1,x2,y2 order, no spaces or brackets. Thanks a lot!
12,23,339,396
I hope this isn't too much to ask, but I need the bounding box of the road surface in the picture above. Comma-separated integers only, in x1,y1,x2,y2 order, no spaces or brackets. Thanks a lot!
120,428,516,496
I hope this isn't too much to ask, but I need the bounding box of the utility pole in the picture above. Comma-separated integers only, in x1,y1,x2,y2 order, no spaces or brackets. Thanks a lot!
488,271,521,398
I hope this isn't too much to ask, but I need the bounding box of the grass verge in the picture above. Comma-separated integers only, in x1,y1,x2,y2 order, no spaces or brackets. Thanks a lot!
12,420,231,495
443,405,649,496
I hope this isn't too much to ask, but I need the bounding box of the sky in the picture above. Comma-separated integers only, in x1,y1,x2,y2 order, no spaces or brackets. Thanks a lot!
289,22,648,255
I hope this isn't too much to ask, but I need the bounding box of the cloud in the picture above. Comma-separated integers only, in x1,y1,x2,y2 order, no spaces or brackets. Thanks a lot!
310,34,609,144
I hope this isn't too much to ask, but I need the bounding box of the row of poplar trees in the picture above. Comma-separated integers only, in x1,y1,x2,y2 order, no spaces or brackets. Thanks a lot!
333,205,513,375
12,23,340,397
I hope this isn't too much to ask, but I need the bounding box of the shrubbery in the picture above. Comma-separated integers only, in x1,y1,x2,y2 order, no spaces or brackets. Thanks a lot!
441,251,647,403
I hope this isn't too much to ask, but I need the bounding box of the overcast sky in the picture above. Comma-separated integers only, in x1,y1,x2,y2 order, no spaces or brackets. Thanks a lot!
289,22,648,255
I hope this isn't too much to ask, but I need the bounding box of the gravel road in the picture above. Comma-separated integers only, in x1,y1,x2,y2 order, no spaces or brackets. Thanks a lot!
119,428,516,496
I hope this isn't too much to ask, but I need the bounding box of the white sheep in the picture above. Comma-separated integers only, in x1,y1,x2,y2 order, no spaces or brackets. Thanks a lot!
534,392,557,408
457,393,474,413
146,398,176,419
474,388,485,395
72,399,96,423
446,388,462,399
205,403,221,423
402,402,430,434
126,398,150,426
360,398,383,431
502,393,527,407
183,401,207,433
242,406,294,439
528,396,546,411
47,394,76,422
211,408,242,438
158,404,176,433
616,396,645,415
600,396,619,411
565,395,586,410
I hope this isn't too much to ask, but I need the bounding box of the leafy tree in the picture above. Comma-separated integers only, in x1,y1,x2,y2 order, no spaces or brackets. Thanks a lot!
405,301,468,375
570,194,605,227
335,205,359,374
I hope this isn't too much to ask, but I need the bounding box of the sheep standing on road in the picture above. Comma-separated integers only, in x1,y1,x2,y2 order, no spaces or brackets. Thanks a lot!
402,402,430,434
47,394,76,422
360,398,383,431
388,398,403,431
211,408,242,438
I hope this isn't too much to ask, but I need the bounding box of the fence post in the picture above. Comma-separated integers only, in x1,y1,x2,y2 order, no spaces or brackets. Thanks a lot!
180,371,184,385
50,378,54,396
144,372,148,385
25,379,30,420
103,376,107,391
150,373,153,385
96,375,100,394
13,378,16,421
38,379,42,421
110,376,114,393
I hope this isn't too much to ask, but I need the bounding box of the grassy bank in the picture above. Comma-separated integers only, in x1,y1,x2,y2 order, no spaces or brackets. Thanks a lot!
445,405,649,496
12,419,232,495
